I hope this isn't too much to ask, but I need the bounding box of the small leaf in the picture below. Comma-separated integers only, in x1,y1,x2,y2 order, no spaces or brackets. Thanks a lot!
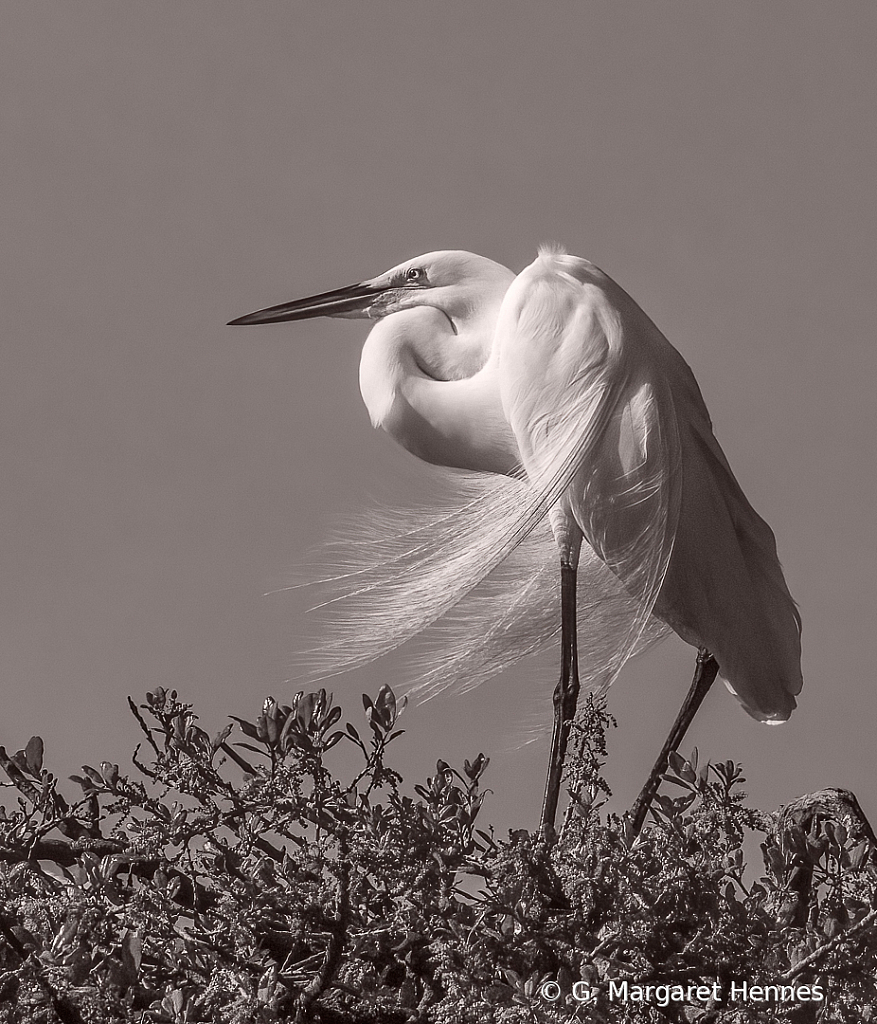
236,742,270,757
298,691,317,727
229,716,260,740
121,929,142,977
851,841,870,871
80,765,104,787
376,684,396,719
211,724,234,751
24,737,44,775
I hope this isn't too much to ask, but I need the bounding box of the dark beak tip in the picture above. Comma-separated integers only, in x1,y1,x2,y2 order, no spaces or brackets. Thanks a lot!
227,312,275,326
226,281,380,327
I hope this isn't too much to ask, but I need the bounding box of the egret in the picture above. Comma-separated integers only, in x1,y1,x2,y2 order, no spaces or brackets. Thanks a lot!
229,246,802,834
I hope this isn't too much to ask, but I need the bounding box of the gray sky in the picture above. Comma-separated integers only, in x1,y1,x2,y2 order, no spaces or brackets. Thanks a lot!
2,3,875,832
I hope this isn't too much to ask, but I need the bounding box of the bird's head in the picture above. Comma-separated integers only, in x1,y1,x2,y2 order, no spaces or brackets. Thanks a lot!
227,250,514,328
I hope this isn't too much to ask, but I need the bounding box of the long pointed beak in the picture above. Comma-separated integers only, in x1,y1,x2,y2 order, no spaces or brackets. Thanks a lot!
227,281,383,326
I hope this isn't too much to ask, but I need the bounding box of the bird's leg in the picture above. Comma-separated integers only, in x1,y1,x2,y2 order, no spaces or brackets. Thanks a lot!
540,559,580,835
627,647,719,837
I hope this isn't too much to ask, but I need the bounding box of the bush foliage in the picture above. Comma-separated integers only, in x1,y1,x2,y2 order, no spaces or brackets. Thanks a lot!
1,687,876,1022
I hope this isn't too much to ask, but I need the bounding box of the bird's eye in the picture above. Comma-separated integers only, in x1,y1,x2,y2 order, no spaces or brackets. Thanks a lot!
406,267,424,282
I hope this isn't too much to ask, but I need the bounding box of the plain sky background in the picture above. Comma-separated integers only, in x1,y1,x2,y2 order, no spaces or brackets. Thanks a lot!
2,3,876,833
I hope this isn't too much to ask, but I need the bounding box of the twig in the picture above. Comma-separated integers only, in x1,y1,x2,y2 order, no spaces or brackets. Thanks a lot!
0,748,95,842
779,906,877,982
127,696,162,757
294,831,351,1023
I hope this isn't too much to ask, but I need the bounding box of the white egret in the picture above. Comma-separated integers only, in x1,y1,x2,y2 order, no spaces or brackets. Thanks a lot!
229,246,802,833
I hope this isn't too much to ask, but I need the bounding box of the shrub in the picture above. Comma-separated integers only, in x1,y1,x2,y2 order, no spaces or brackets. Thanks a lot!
0,688,875,1022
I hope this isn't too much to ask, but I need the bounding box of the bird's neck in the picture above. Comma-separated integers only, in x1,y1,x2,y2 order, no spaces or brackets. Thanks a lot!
359,307,519,475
